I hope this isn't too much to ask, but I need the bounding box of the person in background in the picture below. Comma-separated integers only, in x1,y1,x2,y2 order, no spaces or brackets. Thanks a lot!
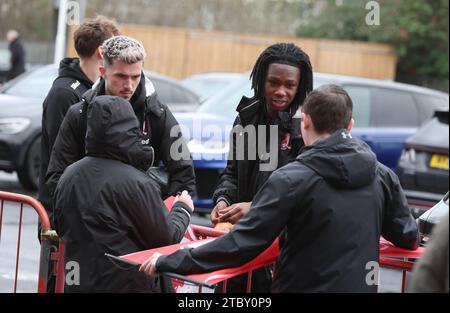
5,29,25,81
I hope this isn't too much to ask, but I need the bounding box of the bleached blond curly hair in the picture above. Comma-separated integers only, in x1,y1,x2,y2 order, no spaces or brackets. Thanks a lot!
101,35,146,66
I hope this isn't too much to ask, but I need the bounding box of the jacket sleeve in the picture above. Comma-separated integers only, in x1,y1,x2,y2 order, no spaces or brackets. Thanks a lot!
169,201,193,243
43,87,80,153
45,105,85,197
156,168,298,275
156,103,196,196
380,165,420,250
211,116,241,205
128,180,192,248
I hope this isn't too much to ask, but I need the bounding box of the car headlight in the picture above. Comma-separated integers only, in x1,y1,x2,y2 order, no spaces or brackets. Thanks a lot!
0,118,31,134
187,139,229,154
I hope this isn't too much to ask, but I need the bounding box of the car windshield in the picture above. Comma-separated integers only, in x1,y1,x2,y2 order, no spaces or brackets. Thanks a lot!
196,74,331,119
3,65,57,98
196,74,254,119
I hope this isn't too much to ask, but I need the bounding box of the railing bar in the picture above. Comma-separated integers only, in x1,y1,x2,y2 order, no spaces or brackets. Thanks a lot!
13,203,24,293
222,280,227,293
246,270,252,293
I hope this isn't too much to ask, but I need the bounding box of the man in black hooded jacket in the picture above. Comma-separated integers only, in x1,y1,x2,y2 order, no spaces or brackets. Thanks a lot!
140,85,419,293
209,42,313,292
39,16,119,221
46,36,196,210
54,95,194,292
211,43,313,226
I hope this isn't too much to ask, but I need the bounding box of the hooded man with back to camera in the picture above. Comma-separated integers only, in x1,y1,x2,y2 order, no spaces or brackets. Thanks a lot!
54,95,195,292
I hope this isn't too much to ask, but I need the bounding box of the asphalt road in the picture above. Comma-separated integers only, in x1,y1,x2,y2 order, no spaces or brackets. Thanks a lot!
0,171,407,293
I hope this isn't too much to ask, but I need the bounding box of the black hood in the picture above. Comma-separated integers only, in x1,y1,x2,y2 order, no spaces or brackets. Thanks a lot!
297,130,377,188
85,95,154,171
58,57,93,87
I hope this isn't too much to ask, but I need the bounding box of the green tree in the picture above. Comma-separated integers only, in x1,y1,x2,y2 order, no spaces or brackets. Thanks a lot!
395,0,449,83
296,0,449,89
296,0,398,42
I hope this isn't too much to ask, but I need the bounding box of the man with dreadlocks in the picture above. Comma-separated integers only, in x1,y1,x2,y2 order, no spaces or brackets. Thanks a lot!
211,42,313,225
209,43,313,292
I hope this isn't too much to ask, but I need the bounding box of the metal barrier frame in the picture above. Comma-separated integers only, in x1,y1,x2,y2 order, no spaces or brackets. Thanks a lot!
0,191,64,293
1,191,423,293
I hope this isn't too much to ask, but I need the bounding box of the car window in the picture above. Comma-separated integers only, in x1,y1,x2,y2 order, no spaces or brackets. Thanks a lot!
410,114,449,149
177,87,199,104
152,79,173,104
342,85,371,128
415,93,449,123
3,66,56,98
371,87,420,127
183,79,225,100
154,78,199,105
171,84,195,104
197,76,254,119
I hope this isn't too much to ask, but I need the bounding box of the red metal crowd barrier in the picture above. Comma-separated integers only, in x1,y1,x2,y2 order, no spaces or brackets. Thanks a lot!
0,191,64,293
1,191,426,293
379,238,425,293
118,235,425,293
112,226,277,293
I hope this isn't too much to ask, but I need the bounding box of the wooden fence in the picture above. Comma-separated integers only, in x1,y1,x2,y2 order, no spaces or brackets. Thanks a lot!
67,24,397,80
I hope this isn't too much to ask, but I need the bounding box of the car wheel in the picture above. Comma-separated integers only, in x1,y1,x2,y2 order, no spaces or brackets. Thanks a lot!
17,137,41,190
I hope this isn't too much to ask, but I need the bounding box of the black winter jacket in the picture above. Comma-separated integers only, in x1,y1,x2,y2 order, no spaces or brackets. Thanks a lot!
212,96,304,206
46,74,196,207
156,130,419,292
39,58,93,214
54,95,192,292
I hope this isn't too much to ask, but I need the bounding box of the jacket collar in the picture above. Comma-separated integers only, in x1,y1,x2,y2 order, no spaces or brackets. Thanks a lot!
235,96,294,131
236,96,262,125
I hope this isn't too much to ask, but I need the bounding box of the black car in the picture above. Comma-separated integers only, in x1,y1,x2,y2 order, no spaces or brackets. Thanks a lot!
397,109,449,216
0,64,200,190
